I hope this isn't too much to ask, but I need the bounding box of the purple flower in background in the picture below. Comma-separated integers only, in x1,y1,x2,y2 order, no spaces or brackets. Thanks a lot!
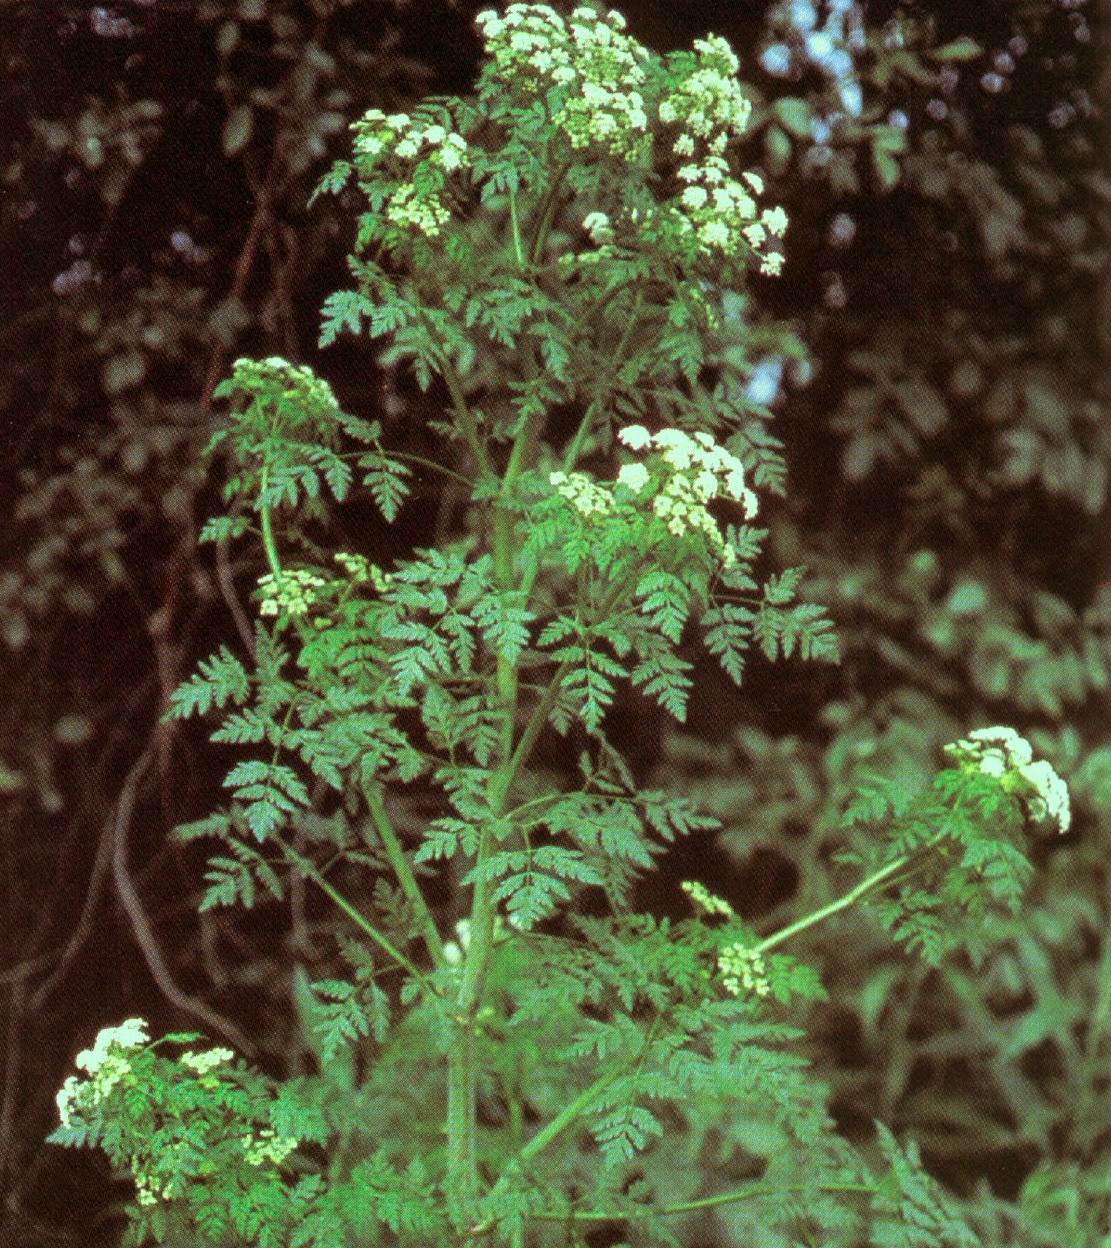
52,260,93,296
90,6,135,38
828,213,856,248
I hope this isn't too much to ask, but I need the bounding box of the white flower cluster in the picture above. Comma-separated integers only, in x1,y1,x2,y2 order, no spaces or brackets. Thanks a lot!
617,424,758,566
945,726,1071,834
471,6,785,272
582,210,615,245
718,942,771,998
351,108,470,237
231,356,339,419
242,1127,299,1167
659,35,750,145
649,34,789,271
549,470,616,517
476,5,650,158
672,162,788,270
258,568,327,617
56,1018,150,1130
179,1047,234,1076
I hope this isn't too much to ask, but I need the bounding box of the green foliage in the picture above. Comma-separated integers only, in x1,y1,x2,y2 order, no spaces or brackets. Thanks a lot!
36,2,1098,1247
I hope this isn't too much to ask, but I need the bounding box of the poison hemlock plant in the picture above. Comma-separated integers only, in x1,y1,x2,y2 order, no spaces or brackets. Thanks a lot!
49,6,1070,1246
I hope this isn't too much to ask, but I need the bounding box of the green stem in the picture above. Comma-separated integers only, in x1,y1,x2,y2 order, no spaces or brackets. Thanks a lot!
412,303,494,483
465,1018,663,1238
360,779,446,969
528,159,572,267
447,417,571,1221
518,1065,625,1167
384,450,475,490
756,829,950,956
561,288,645,473
278,840,444,1003
257,467,283,581
1086,873,1111,1062
464,1070,626,1238
510,659,572,786
523,1180,877,1226
509,185,526,270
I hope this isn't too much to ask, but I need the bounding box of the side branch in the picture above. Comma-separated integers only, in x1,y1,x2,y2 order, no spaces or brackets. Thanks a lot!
360,780,446,969
278,839,447,1006
757,827,952,956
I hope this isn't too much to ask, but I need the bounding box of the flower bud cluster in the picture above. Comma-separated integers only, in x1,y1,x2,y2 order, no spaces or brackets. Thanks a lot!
945,726,1071,834
681,879,735,917
617,425,758,566
443,916,475,967
180,1047,235,1078
476,5,650,159
230,356,339,421
258,568,327,617
242,1127,299,1167
351,109,470,237
718,942,771,998
335,551,393,593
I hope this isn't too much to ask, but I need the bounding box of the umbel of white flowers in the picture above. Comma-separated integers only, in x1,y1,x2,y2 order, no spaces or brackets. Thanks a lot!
349,3,790,271
55,1017,150,1130
549,424,759,567
945,726,1071,834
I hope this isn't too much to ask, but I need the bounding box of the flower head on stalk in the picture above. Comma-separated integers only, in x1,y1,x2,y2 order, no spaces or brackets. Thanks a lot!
945,727,1070,834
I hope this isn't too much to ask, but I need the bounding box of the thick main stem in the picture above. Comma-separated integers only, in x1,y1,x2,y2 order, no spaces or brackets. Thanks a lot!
446,410,542,1225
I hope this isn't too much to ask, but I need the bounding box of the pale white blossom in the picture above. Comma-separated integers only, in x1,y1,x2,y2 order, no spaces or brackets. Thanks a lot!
550,470,614,517
945,727,1070,834
617,462,650,492
75,1018,149,1073
613,425,758,563
618,424,652,451
179,1048,234,1075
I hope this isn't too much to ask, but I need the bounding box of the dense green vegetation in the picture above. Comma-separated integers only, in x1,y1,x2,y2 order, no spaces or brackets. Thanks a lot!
0,0,1107,1244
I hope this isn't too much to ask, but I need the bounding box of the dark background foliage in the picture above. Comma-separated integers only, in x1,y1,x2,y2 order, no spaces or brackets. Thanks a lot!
0,0,1107,1243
